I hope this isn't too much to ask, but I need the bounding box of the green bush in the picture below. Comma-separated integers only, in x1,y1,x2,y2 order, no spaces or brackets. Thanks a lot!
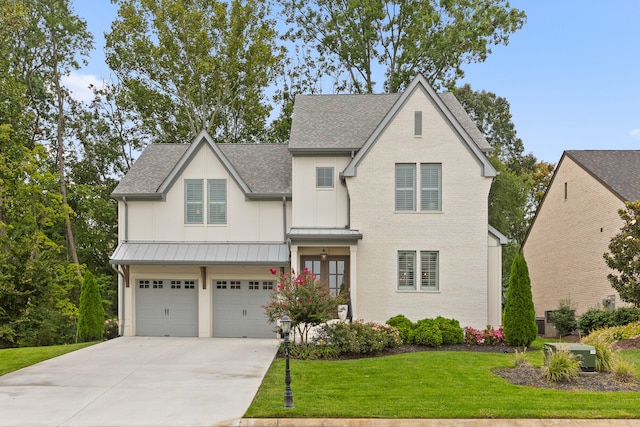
578,307,640,335
77,271,105,342
585,321,640,344
413,319,443,347
286,343,338,360
502,253,537,347
542,347,580,382
386,314,415,344
612,357,639,383
315,321,401,355
548,299,577,336
434,317,464,345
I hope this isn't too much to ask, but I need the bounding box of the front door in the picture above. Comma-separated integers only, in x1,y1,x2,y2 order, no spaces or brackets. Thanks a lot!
300,256,349,297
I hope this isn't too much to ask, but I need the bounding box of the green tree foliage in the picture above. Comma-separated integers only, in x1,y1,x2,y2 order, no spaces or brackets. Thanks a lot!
264,268,347,343
455,85,555,283
78,270,105,342
502,253,537,347
105,0,285,143
279,0,526,92
548,298,577,337
604,200,640,307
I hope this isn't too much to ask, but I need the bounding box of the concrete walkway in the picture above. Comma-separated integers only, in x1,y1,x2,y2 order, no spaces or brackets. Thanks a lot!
0,337,278,427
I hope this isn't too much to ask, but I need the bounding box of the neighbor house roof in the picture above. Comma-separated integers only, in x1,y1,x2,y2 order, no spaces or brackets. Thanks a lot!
289,87,492,154
566,150,640,202
112,131,291,200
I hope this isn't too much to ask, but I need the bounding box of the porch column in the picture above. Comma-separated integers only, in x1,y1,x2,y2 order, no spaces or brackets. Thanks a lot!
290,245,298,274
349,245,358,321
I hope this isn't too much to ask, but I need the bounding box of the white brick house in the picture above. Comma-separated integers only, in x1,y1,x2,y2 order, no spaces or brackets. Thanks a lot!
110,75,506,338
523,150,640,334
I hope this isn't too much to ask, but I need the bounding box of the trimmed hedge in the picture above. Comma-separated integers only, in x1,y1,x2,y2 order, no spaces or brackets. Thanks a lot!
385,315,464,347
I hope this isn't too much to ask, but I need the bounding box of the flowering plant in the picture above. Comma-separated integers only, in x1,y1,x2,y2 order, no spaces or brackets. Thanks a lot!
263,268,348,343
463,325,506,346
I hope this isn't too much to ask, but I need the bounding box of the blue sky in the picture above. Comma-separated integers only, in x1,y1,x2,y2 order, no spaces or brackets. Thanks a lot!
70,0,640,164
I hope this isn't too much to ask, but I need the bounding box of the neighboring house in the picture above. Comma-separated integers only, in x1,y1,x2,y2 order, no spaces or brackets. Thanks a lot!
110,75,507,338
522,150,640,335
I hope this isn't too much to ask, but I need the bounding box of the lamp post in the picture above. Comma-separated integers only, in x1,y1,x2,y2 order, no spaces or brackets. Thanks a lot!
281,315,294,408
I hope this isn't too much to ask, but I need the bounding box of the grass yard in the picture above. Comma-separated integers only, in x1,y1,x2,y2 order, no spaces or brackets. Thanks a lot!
0,342,96,376
245,347,640,419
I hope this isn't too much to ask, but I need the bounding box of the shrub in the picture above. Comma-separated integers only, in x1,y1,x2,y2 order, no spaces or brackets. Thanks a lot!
104,318,119,340
502,253,537,347
386,314,415,344
434,317,464,345
464,325,506,346
584,321,640,346
577,307,612,335
286,343,338,360
413,319,443,347
78,271,105,342
542,347,580,382
578,307,640,335
582,335,614,372
315,321,401,355
548,298,577,336
612,357,639,383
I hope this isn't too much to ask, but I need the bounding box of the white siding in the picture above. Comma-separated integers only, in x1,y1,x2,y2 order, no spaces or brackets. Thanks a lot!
347,87,493,329
292,156,350,227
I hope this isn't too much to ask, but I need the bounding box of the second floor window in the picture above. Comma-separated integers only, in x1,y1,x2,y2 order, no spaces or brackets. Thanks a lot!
208,179,226,224
316,167,334,188
395,163,442,212
184,178,227,224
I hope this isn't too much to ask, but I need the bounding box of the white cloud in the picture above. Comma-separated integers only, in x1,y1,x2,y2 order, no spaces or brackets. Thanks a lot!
630,129,640,141
61,72,105,103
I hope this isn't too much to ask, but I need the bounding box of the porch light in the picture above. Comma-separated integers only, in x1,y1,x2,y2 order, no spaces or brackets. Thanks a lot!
320,248,328,261
281,315,294,408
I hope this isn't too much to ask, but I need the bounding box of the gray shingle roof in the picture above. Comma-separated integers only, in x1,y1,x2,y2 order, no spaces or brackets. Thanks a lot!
112,144,189,196
566,150,640,202
289,93,400,151
289,92,492,152
217,144,291,194
112,142,291,198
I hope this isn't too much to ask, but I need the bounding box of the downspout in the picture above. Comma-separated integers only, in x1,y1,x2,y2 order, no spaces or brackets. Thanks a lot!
112,264,125,337
282,195,287,243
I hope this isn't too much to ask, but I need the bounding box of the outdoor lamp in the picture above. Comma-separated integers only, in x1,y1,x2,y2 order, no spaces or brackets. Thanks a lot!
281,315,294,408
320,248,328,261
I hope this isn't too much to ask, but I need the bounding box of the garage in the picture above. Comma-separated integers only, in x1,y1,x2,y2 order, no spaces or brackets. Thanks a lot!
135,279,198,337
213,279,275,338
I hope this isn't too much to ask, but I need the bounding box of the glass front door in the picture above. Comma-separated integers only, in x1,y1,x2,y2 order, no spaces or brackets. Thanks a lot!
301,256,349,297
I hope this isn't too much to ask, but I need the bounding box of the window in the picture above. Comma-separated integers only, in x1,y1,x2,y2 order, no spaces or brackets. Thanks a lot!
316,167,334,188
184,179,204,224
398,251,416,290
208,179,226,224
395,164,416,211
420,164,441,211
414,111,422,136
302,256,349,297
398,251,439,291
420,251,439,290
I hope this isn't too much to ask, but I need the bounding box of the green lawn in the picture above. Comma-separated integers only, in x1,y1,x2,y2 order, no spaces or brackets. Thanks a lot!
0,342,96,376
245,346,640,419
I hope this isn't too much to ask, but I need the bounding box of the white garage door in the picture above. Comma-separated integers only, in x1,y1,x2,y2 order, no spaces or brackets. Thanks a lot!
136,279,198,337
213,280,275,338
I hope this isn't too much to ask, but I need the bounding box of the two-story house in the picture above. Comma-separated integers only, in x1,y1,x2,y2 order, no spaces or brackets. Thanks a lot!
523,150,640,335
110,75,507,338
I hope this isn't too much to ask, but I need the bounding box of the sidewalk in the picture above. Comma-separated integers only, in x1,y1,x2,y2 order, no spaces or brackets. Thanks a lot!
220,419,640,427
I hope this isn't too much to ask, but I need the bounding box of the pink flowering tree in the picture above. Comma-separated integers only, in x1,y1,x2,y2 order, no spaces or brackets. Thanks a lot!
264,268,348,343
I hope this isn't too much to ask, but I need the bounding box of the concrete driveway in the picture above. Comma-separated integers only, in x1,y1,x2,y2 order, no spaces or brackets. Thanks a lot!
0,337,278,427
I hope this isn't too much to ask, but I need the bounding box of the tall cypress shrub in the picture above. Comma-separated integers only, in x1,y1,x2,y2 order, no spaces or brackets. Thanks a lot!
77,270,105,342
503,252,537,347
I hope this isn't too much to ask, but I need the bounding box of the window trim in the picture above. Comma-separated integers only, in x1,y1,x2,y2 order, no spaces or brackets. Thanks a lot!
397,250,416,290
184,179,204,224
397,250,439,291
395,164,416,211
420,163,442,212
316,166,334,188
420,251,439,291
207,178,227,224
